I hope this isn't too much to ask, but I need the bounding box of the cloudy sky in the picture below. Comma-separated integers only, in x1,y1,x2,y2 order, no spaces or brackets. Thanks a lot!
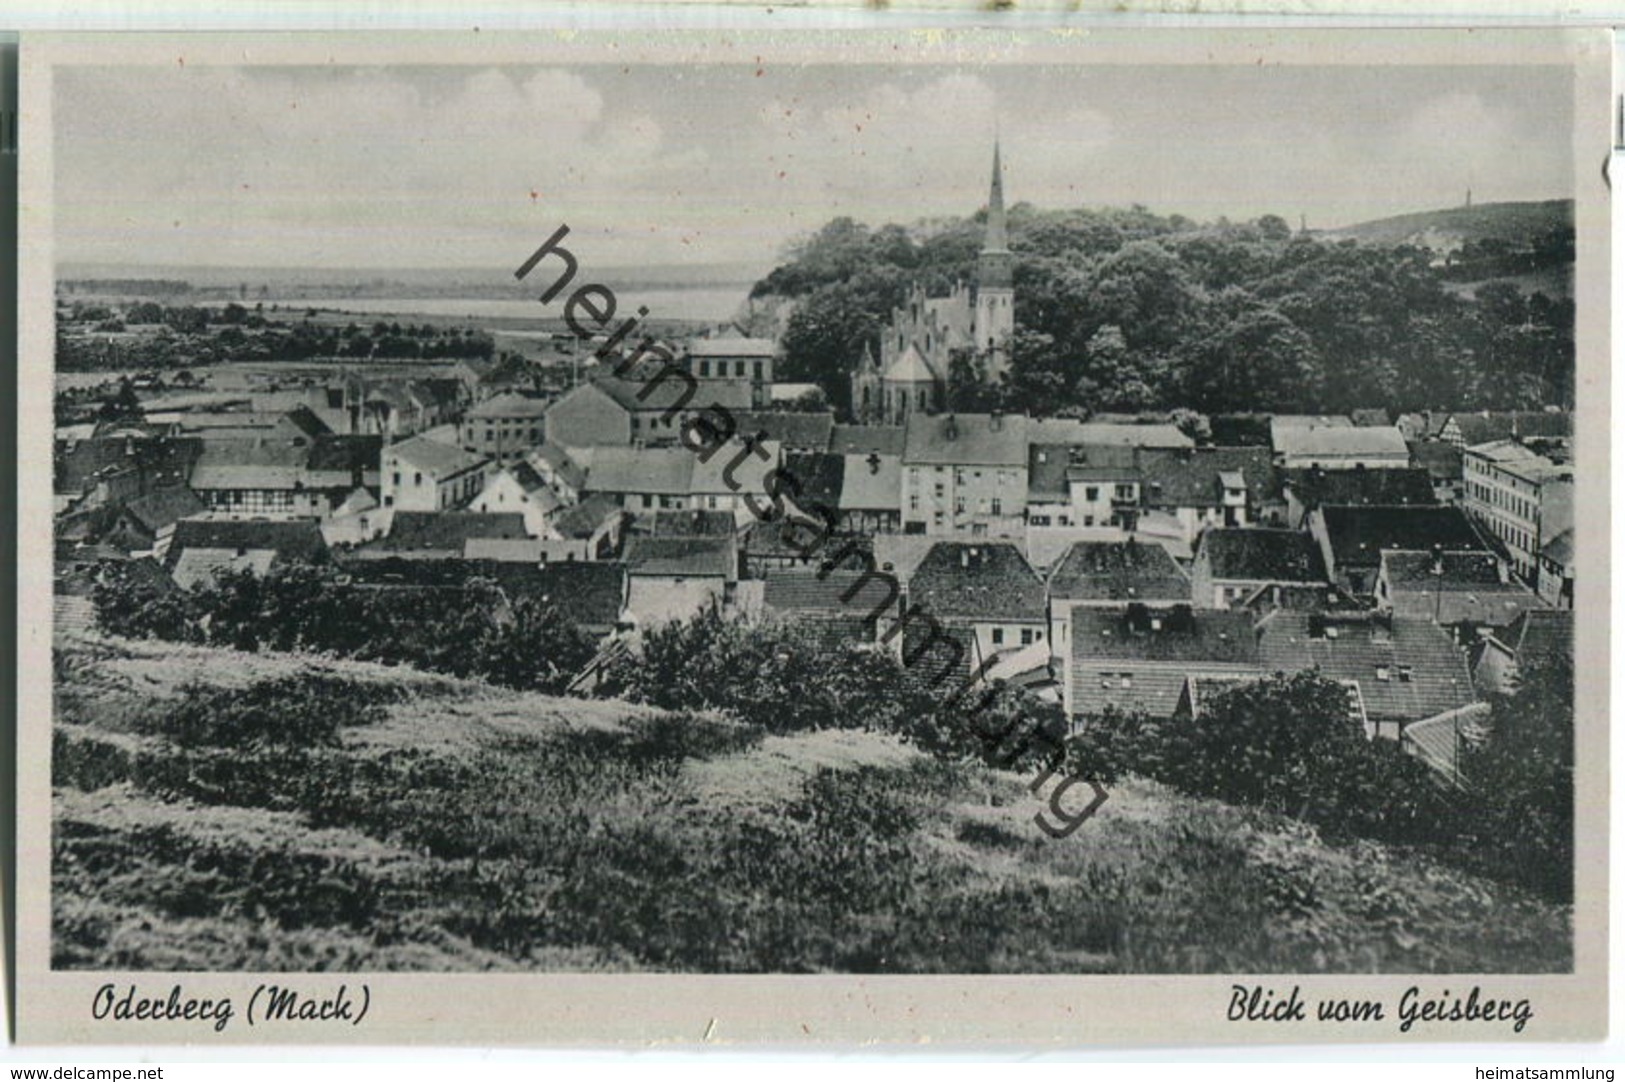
54,60,1573,273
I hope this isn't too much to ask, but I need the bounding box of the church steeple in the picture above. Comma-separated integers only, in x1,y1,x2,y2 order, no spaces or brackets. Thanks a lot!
973,141,1015,381
984,140,1009,254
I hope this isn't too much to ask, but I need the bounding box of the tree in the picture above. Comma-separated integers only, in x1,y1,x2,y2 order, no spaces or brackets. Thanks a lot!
1460,655,1573,901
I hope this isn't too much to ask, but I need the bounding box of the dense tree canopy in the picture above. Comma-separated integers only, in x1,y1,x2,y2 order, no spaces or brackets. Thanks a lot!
757,205,1574,419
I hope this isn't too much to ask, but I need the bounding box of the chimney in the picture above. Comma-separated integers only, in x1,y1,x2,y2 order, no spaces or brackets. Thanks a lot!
960,548,970,568
944,414,958,441
990,410,1003,431
867,451,881,475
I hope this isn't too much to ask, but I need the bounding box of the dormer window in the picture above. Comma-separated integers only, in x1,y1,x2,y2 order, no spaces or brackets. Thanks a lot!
1375,665,1391,682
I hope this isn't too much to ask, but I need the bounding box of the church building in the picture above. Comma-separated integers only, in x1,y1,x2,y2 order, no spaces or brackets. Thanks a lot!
853,144,1016,425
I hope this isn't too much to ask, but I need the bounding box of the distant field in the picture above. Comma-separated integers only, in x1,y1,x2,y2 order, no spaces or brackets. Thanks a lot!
52,630,1572,974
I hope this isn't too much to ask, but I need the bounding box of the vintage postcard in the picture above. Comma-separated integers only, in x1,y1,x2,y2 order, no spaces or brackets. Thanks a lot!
15,25,1610,1046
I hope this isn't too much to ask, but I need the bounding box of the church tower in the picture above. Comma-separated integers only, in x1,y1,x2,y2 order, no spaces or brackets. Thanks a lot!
973,142,1015,382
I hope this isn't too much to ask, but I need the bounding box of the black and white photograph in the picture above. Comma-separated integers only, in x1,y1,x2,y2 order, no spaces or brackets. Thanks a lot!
17,25,1609,1045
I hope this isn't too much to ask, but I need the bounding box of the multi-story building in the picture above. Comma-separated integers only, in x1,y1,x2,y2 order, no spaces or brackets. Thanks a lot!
381,435,490,512
900,412,1028,536
684,336,776,408
459,391,549,465
1461,438,1574,582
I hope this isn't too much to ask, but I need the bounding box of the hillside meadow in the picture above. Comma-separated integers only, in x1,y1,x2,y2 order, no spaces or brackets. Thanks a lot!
51,631,1570,974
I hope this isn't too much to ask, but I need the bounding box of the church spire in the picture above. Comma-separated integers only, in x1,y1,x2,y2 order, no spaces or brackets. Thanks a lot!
984,140,1009,254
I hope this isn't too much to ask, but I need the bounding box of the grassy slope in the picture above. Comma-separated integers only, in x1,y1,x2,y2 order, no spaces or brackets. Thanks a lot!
52,631,1570,974
1327,200,1573,249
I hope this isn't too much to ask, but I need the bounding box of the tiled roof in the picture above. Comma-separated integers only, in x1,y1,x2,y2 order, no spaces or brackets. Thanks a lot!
1071,606,1260,664
165,518,326,570
1025,418,1194,450
1273,424,1409,459
1500,609,1573,665
1541,528,1574,567
306,435,382,475
1256,610,1476,723
385,434,487,477
552,494,624,540
1141,447,1277,510
1283,467,1437,509
1238,582,1366,615
1462,439,1572,484
903,413,1028,466
189,442,308,491
1402,703,1490,784
734,410,835,449
171,548,277,590
508,460,551,496
624,535,735,577
379,511,529,551
1319,505,1494,570
1382,549,1503,587
762,569,900,617
829,425,906,456
1199,528,1327,583
583,446,694,496
648,509,736,537
531,443,588,491
466,391,550,419
907,542,1045,621
282,405,333,439
1048,540,1190,602
1450,411,1571,445
689,436,780,496
120,486,205,533
839,452,900,512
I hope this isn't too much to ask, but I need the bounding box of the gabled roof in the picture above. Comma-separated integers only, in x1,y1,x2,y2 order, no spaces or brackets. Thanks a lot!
165,518,326,570
1318,505,1495,570
1282,467,1437,509
306,435,382,475
903,413,1028,466
906,541,1045,621
531,443,588,491
1381,550,1545,627
829,424,906,456
188,441,308,491
282,405,333,439
883,343,940,384
1068,606,1262,718
1273,424,1409,459
1198,528,1328,584
1256,610,1476,723
551,493,623,539
120,486,205,533
508,460,552,497
1140,446,1277,510
623,535,734,577
1540,528,1574,567
734,410,835,449
385,434,487,477
689,436,780,496
839,450,900,512
171,548,277,590
1237,581,1366,616
379,511,528,551
1048,540,1190,603
1495,609,1573,666
762,569,900,617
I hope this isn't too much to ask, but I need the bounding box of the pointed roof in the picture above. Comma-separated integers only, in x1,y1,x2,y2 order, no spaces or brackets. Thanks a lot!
984,141,1009,254
883,342,939,384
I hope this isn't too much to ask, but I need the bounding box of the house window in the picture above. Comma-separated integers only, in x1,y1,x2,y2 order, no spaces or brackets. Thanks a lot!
1119,673,1133,689
753,361,763,380
992,628,1004,645
1085,487,1099,501
1375,665,1391,682
699,361,710,377
990,498,1002,516
1397,665,1413,683
641,495,654,509
1020,628,1034,646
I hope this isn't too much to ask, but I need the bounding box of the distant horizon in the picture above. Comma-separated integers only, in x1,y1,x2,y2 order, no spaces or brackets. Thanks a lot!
55,195,1575,281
